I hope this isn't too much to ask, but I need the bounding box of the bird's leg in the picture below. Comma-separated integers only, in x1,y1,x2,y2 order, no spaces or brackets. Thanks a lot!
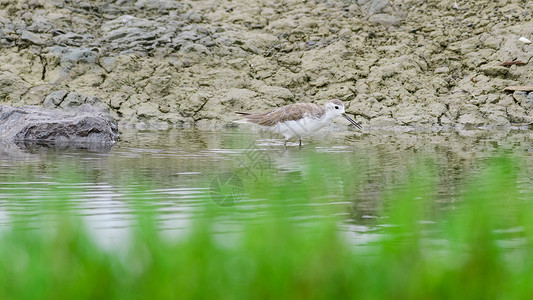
284,140,287,148
298,138,302,148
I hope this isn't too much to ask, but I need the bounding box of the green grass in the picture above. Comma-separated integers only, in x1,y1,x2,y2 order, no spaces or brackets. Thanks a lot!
0,155,532,299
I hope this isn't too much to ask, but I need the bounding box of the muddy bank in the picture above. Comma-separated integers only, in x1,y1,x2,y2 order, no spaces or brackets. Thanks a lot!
0,0,532,129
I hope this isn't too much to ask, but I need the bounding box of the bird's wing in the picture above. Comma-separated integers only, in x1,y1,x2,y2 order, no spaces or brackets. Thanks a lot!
243,103,322,126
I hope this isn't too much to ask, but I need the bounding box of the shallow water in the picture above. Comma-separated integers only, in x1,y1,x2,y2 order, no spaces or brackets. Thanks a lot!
1,127,533,247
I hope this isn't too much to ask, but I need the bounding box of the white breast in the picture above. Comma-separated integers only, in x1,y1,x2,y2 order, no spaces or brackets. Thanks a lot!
267,116,332,140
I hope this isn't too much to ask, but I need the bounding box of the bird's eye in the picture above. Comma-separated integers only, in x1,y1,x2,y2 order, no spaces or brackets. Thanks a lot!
334,106,339,109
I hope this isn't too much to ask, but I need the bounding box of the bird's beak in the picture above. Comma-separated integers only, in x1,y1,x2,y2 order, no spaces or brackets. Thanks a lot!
342,113,362,130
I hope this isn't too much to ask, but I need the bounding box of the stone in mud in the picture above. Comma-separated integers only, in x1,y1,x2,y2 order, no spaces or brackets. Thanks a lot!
427,102,447,117
27,16,54,33
507,104,531,124
20,30,47,45
180,92,210,117
368,14,402,27
512,91,533,109
43,91,107,111
52,32,95,47
486,112,511,128
394,104,427,125
358,0,402,26
434,67,449,74
42,90,68,108
479,65,510,77
479,33,502,50
527,92,533,105
358,0,392,15
0,73,31,103
181,43,210,55
48,46,99,64
369,116,397,128
252,82,294,101
101,15,176,51
135,0,185,10
135,102,161,118
23,85,54,105
0,104,118,146
458,113,485,127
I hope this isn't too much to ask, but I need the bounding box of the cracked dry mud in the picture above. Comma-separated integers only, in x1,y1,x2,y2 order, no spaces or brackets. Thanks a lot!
1,0,532,129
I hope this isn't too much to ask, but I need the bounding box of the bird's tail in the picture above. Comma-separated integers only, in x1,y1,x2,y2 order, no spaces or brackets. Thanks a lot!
234,112,252,124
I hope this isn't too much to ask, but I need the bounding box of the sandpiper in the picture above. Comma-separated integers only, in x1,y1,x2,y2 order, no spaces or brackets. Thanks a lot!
235,99,362,146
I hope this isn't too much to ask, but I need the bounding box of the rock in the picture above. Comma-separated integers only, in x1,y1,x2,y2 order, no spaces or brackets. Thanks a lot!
221,88,258,105
358,0,392,15
368,14,402,26
106,27,157,44
252,82,294,101
48,46,99,64
135,102,161,118
135,0,185,10
358,0,403,26
0,71,31,103
453,36,481,55
507,104,531,123
181,42,210,55
434,67,449,74
458,113,484,126
101,15,176,51
27,16,54,33
43,91,107,111
528,92,533,105
394,105,425,125
109,93,128,109
243,32,278,52
52,32,95,47
479,64,510,77
479,33,502,50
494,33,533,63
185,11,203,23
0,141,40,160
427,102,447,117
43,90,68,108
0,104,118,148
22,85,54,105
180,92,210,117
369,116,397,128
512,91,533,109
41,47,106,85
486,113,511,127
20,30,47,45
